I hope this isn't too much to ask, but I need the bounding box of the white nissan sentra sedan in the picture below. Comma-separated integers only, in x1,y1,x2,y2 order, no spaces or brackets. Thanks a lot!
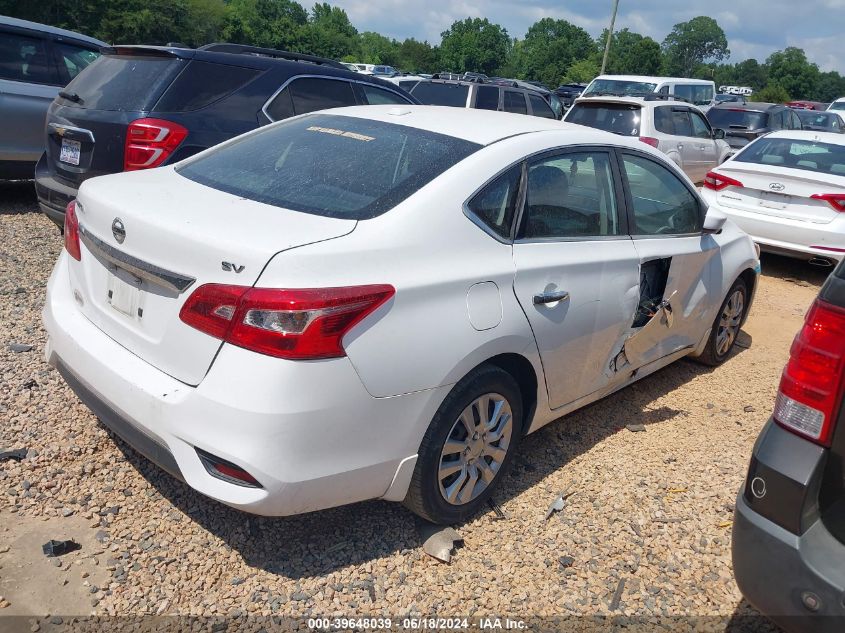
701,131,845,266
44,106,759,524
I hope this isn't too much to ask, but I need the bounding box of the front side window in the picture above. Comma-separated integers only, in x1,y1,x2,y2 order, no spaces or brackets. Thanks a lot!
621,153,702,235
467,165,521,239
0,32,51,84
528,94,556,119
503,91,527,114
689,111,712,139
177,113,480,220
521,151,620,239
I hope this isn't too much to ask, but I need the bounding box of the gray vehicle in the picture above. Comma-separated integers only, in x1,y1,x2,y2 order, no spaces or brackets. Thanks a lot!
564,94,730,183
408,79,558,120
733,259,845,633
0,16,104,179
706,102,802,155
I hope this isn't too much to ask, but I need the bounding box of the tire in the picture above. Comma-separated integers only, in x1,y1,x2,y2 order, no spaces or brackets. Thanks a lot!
695,278,748,366
403,365,523,525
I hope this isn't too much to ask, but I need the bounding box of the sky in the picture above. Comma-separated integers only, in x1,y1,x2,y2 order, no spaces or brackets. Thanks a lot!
329,0,845,74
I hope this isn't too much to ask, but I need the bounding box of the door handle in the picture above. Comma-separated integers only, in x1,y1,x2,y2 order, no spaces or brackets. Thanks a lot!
677,144,684,149
533,290,570,305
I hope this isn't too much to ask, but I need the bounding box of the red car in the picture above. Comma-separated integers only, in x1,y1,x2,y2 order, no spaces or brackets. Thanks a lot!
787,100,826,110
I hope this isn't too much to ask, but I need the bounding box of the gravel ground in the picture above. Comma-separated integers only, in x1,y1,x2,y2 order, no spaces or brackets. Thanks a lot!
0,183,833,628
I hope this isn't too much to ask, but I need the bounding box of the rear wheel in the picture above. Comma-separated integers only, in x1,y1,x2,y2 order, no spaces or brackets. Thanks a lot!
404,365,523,524
696,278,747,366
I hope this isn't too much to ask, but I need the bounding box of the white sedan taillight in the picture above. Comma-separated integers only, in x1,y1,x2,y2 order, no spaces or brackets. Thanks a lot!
179,284,395,360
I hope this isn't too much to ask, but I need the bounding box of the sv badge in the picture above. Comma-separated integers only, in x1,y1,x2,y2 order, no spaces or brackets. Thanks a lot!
222,261,245,273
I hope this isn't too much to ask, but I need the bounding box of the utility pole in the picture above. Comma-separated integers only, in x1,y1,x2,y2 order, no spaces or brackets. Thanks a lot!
600,0,620,76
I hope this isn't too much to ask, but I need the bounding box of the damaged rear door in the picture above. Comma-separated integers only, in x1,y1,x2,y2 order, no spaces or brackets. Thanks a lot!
512,149,640,410
610,151,720,371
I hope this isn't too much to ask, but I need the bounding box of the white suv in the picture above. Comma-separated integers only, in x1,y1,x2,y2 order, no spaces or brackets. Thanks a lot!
565,95,731,183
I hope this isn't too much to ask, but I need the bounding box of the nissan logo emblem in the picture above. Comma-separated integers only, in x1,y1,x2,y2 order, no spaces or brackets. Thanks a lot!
769,182,785,192
112,218,126,244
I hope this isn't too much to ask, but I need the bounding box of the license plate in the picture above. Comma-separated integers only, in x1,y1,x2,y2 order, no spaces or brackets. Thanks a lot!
759,191,789,210
59,138,81,166
107,273,140,318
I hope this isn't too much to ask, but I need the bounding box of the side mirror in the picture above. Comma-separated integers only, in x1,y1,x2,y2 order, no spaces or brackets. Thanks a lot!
702,206,727,234
712,128,726,140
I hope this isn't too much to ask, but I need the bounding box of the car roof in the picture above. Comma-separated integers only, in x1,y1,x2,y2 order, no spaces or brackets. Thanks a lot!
763,130,845,146
591,75,714,84
322,105,583,145
0,15,106,46
711,102,781,112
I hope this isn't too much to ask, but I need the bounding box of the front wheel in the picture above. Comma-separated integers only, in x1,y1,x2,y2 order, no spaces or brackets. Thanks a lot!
696,278,748,366
403,365,523,524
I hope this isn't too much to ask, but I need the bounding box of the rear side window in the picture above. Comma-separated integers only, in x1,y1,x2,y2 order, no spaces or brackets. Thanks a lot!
674,84,713,106
671,110,693,136
566,102,641,136
360,84,409,105
467,166,521,238
503,91,527,114
57,55,182,110
411,82,469,107
289,78,356,116
53,42,99,82
733,138,845,175
522,151,620,238
474,85,499,111
0,32,51,84
155,61,260,112
528,94,556,119
654,106,674,134
177,113,481,220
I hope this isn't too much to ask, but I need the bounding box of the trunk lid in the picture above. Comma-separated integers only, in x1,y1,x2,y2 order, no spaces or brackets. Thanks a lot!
69,168,356,385
712,162,845,224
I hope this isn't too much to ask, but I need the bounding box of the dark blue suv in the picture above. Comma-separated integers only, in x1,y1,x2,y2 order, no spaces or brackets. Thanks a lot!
35,43,418,227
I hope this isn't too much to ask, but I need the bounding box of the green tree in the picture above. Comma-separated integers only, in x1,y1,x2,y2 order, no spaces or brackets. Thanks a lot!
816,71,845,103
564,58,600,84
599,28,661,75
662,16,729,77
765,47,820,100
302,2,358,59
521,18,595,87
357,31,399,65
221,0,307,50
439,18,511,75
734,58,767,90
754,82,790,103
396,38,440,73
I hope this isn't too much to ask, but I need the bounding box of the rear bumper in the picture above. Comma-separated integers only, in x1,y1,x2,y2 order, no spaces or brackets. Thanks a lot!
34,152,77,227
43,252,447,516
733,420,845,632
710,201,845,262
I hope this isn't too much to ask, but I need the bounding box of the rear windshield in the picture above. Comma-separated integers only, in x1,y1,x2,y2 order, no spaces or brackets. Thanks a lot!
583,79,657,96
707,108,767,130
733,138,845,175
177,113,481,220
566,102,642,136
56,54,182,111
410,82,469,107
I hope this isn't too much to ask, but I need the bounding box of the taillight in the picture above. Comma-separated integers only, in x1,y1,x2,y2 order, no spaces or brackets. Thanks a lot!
811,193,845,212
703,171,744,191
774,299,845,446
124,118,188,171
639,136,659,148
179,284,395,360
64,200,81,260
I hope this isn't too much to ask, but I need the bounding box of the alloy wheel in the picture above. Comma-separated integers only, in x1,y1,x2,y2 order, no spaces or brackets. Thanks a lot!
716,289,745,356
